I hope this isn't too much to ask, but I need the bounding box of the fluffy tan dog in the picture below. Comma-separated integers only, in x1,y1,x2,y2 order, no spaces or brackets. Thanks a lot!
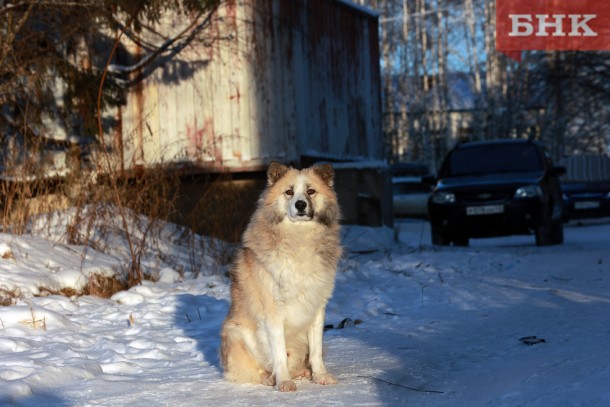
220,162,342,392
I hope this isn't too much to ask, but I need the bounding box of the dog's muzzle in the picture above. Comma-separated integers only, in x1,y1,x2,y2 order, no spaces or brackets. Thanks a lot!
293,200,313,220
295,200,307,214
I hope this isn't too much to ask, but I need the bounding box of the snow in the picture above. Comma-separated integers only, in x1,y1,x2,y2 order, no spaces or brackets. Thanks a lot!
1,215,610,406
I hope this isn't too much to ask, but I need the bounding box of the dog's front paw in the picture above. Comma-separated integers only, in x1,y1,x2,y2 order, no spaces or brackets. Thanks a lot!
277,380,297,392
312,373,338,385
261,371,275,386
291,368,312,379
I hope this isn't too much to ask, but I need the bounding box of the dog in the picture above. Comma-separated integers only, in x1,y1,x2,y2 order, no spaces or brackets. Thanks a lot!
220,161,342,392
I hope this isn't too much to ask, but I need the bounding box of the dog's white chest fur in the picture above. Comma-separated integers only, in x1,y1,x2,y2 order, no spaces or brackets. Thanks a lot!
262,222,335,325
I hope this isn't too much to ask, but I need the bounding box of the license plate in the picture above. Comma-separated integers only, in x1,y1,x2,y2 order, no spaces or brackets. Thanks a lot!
466,205,504,216
575,201,600,210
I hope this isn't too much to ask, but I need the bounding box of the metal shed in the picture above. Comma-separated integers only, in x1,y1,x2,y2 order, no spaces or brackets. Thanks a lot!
117,0,383,173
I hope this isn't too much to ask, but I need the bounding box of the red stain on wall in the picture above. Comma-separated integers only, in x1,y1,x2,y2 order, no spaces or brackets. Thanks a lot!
186,116,215,160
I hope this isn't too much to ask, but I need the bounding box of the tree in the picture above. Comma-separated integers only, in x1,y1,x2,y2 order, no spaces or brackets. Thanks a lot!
361,0,610,165
0,0,221,173
536,51,610,158
1,0,223,284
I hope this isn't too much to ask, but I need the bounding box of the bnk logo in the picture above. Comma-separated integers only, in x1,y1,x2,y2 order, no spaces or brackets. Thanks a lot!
496,0,610,54
508,14,597,37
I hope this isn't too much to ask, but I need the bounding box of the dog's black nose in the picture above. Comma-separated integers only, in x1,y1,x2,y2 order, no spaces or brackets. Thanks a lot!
295,200,307,212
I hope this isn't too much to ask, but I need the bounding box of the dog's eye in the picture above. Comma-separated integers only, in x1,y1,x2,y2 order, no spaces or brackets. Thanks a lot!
307,189,316,195
285,189,294,196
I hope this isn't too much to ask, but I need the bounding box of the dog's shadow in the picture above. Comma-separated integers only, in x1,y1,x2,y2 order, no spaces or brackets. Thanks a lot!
173,292,228,373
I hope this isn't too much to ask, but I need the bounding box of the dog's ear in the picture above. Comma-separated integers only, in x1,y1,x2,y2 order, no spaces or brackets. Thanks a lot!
267,161,288,185
313,163,335,187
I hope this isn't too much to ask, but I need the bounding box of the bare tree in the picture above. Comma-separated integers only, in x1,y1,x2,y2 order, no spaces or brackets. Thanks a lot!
368,0,609,166
536,51,610,158
0,0,222,171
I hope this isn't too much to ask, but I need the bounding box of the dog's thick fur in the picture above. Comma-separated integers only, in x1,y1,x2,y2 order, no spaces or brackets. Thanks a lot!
220,162,342,392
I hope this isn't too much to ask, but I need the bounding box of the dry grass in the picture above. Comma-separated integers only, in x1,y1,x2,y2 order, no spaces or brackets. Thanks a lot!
0,288,18,306
0,134,73,234
20,308,47,331
36,274,127,299
1,152,249,303
1,132,254,303
85,274,129,298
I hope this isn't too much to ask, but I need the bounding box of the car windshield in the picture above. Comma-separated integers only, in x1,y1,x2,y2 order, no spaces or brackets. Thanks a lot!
442,144,544,176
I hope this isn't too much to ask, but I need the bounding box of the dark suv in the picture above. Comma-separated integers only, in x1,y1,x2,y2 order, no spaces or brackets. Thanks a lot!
428,139,566,246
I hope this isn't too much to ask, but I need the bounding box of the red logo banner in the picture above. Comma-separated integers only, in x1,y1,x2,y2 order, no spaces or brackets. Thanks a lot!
496,0,610,59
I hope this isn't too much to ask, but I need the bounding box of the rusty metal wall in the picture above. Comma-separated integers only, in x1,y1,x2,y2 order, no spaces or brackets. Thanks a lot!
118,0,382,172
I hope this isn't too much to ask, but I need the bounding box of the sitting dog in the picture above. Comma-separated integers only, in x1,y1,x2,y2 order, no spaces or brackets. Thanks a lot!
220,162,342,392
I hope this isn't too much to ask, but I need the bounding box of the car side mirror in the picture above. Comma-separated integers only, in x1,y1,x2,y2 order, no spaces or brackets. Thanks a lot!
552,166,567,177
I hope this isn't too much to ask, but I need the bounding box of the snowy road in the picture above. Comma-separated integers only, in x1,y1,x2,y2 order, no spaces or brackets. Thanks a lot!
1,218,609,406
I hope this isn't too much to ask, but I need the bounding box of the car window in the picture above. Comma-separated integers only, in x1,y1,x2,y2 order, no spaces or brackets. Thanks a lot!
441,144,544,176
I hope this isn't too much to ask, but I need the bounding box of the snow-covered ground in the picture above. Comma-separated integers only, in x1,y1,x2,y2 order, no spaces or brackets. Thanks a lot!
1,216,610,406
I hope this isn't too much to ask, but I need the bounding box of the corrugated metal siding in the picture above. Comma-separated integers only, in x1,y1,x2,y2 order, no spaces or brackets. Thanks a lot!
560,155,610,182
118,0,382,172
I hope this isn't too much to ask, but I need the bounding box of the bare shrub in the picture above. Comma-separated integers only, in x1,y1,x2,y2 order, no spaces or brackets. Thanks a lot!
1,135,62,234
86,274,129,298
1,136,241,296
175,172,257,275
0,0,238,299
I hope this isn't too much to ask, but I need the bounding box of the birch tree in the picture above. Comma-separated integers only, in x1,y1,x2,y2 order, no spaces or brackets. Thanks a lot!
335,1,609,163
463,0,484,140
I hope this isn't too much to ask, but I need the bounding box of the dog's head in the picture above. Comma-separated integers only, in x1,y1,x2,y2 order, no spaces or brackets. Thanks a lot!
263,162,340,226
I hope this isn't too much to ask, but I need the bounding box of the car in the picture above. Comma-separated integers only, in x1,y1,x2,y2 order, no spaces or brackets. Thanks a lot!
560,155,610,221
392,176,432,218
562,181,610,221
428,139,566,246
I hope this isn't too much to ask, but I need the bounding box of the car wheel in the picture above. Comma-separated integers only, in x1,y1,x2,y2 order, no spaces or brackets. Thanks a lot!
550,218,564,245
431,225,450,246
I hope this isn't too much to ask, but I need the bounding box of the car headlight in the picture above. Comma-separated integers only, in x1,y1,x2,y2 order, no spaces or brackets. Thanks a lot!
431,191,456,204
515,186,542,198
606,191,610,199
